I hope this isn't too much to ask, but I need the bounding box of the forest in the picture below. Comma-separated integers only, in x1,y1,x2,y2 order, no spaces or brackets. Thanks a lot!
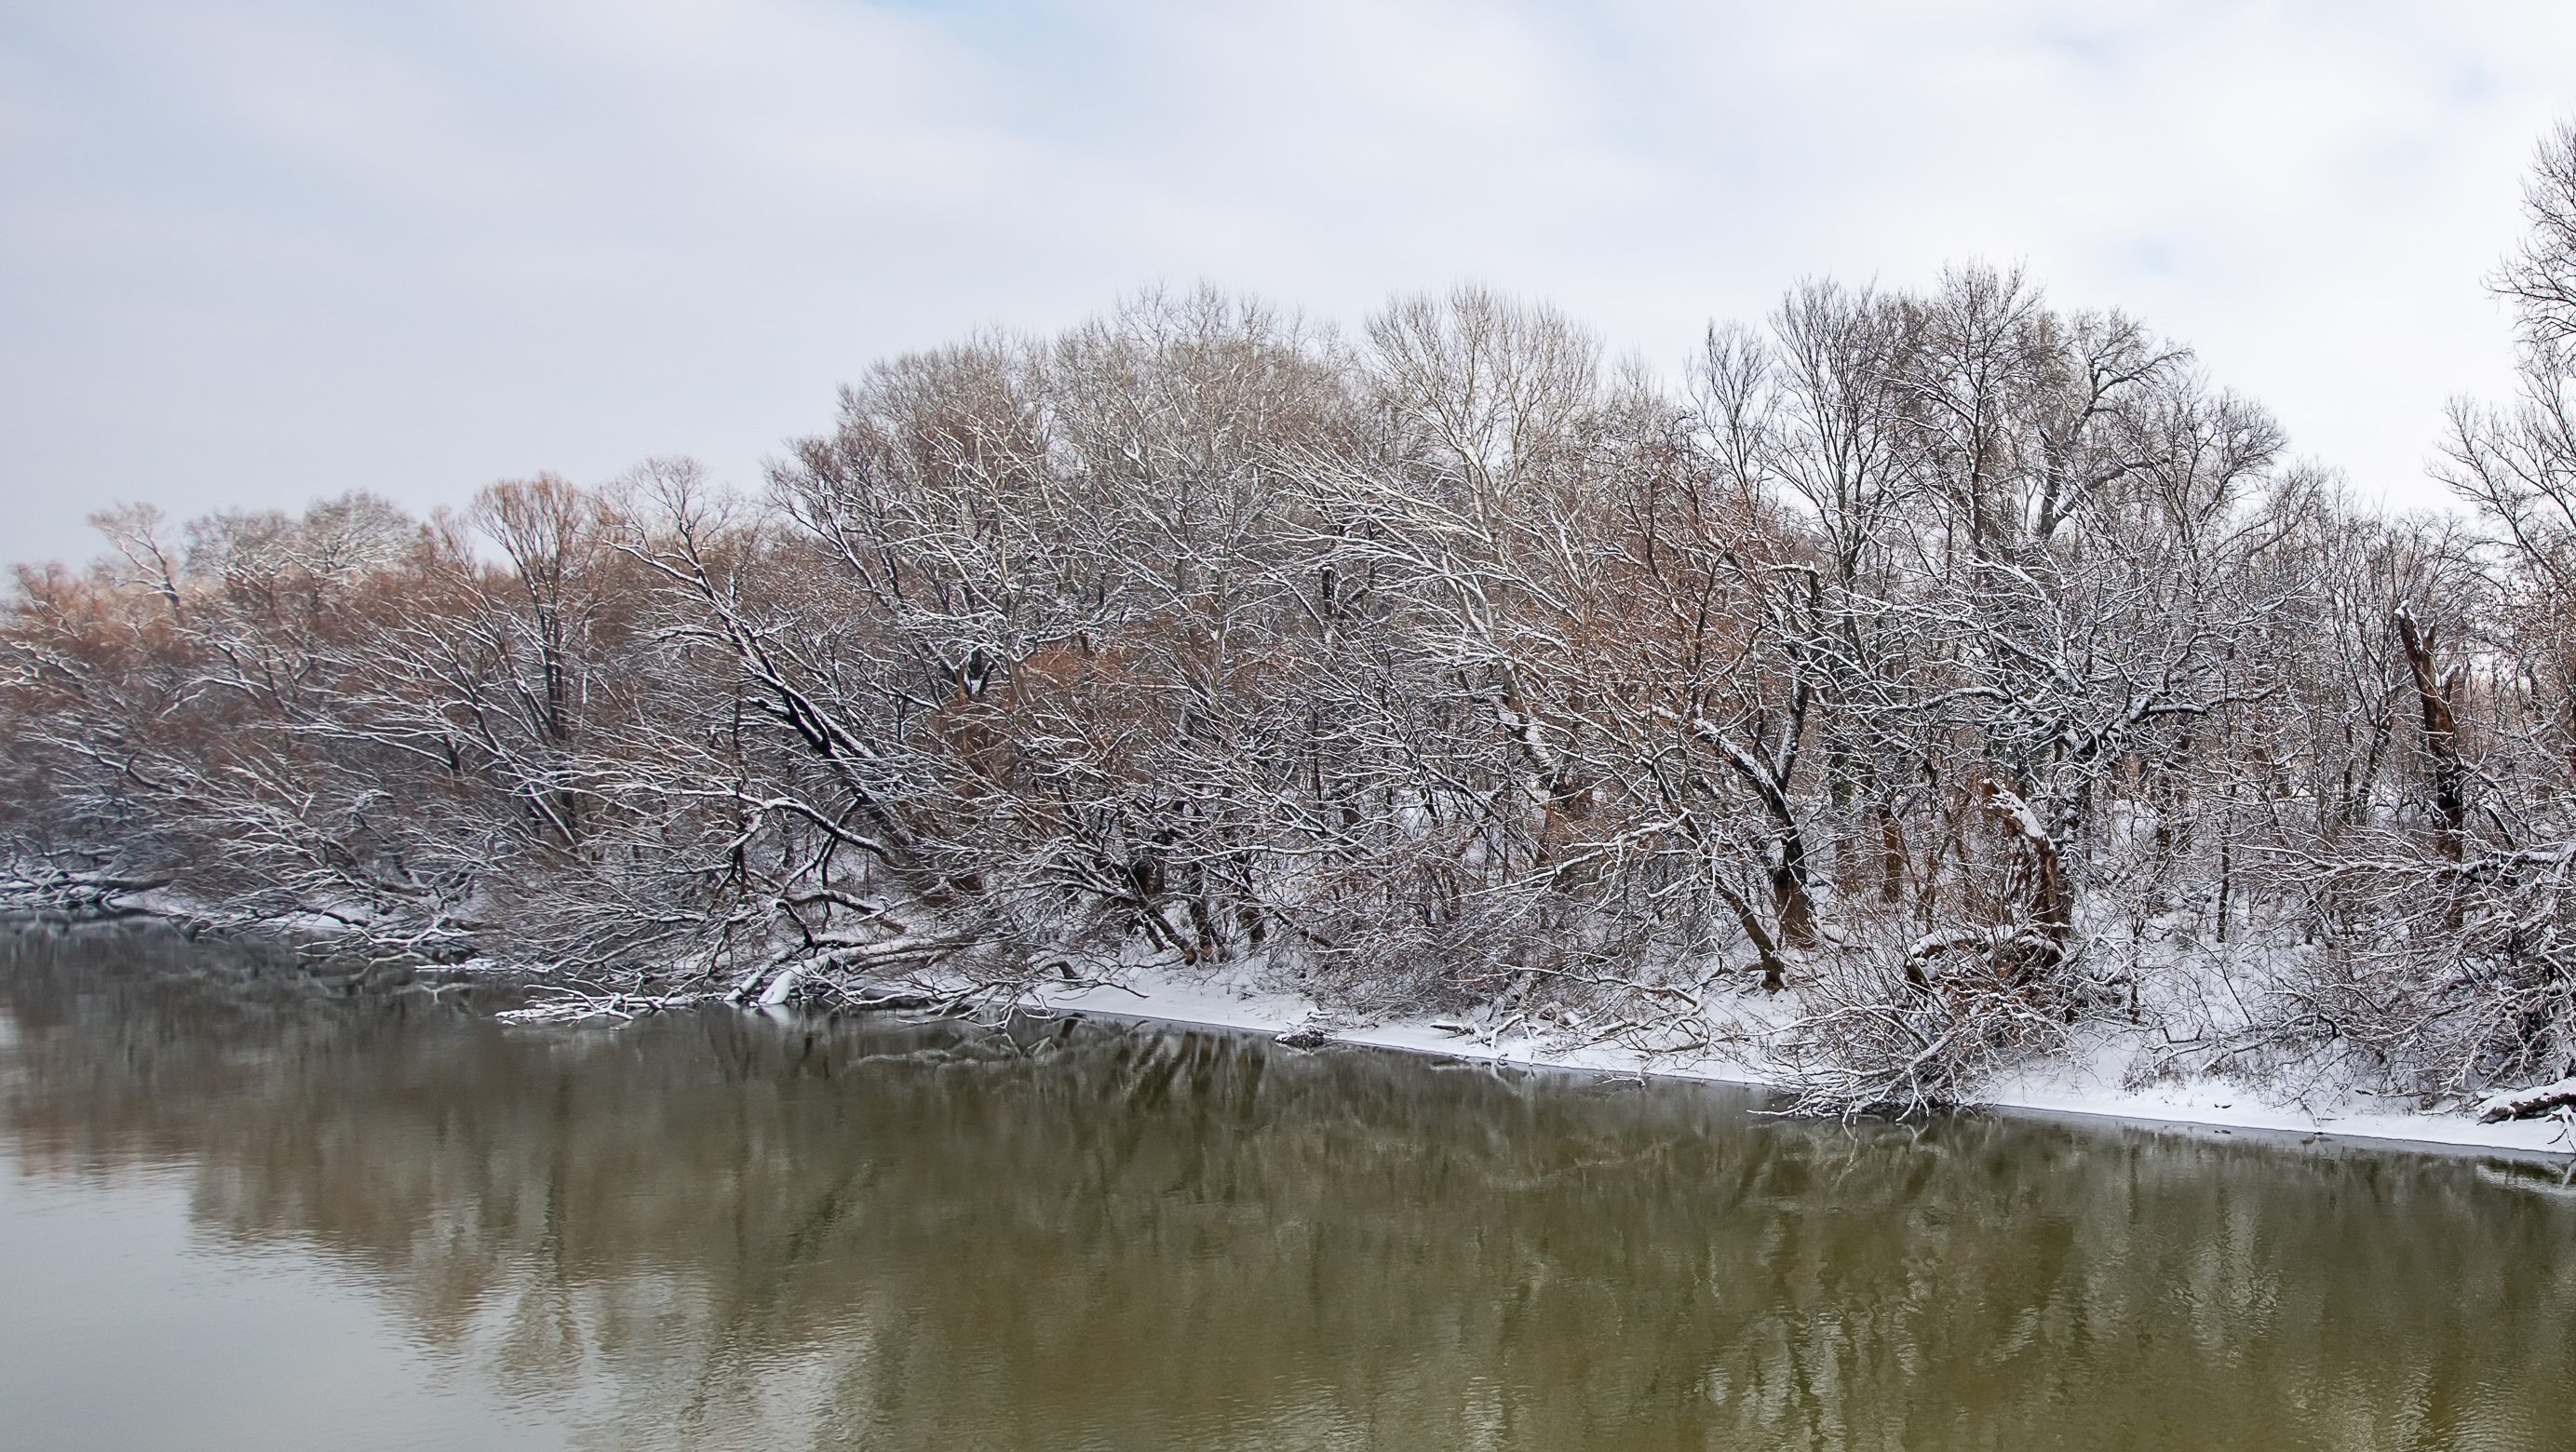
12,128,2576,1117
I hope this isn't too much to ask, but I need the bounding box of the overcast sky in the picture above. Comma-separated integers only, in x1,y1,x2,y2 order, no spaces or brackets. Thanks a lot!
6,1,2576,567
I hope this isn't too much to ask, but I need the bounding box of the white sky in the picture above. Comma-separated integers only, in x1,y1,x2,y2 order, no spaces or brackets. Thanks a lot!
5,0,2575,566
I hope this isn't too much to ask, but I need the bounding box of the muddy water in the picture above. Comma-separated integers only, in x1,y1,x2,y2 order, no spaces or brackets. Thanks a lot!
3,926,2571,1451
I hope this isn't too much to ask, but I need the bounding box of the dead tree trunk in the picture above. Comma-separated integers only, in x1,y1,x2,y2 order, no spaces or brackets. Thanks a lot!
2394,606,2467,867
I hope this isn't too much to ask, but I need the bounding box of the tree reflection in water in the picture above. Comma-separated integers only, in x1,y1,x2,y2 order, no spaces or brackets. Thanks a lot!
4,924,2572,1451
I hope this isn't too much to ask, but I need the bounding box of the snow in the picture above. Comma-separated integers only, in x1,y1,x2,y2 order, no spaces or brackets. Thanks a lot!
2476,1075,2576,1124
1032,965,2576,1163
755,964,811,1008
1984,1061,2576,1160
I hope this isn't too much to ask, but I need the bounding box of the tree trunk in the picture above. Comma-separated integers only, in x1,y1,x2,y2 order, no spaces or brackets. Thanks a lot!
1771,827,1818,948
2395,607,2467,866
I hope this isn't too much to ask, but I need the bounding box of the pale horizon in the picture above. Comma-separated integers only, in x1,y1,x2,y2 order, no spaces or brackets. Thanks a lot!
7,0,2576,564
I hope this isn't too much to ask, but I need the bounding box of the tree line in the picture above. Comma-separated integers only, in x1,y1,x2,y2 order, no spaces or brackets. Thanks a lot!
13,128,2576,1109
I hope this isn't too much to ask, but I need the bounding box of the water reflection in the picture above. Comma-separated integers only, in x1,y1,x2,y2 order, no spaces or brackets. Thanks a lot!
4,925,2572,1450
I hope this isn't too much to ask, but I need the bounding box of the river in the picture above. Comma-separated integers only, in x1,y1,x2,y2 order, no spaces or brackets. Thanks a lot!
3,925,2571,1450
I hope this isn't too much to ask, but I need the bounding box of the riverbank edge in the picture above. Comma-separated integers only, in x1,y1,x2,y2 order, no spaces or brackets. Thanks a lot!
13,908,2567,1165
1019,968,2576,1166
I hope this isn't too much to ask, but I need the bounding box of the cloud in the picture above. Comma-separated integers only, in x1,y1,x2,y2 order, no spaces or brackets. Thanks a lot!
5,0,2574,564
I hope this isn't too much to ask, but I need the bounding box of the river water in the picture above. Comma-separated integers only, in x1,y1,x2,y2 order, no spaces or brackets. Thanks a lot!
3,927,2571,1451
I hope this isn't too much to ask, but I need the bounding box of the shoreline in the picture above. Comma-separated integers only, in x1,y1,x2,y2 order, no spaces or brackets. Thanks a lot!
1025,969,2576,1167
15,910,2569,1166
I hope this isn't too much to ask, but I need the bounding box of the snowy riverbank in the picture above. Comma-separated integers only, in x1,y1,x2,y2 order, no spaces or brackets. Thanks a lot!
43,907,2565,1163
1027,964,2576,1163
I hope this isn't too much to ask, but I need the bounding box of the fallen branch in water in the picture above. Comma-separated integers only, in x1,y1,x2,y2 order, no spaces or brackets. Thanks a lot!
494,988,715,1025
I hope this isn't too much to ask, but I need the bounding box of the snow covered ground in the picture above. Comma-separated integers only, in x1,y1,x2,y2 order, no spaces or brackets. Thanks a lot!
1032,964,2576,1163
